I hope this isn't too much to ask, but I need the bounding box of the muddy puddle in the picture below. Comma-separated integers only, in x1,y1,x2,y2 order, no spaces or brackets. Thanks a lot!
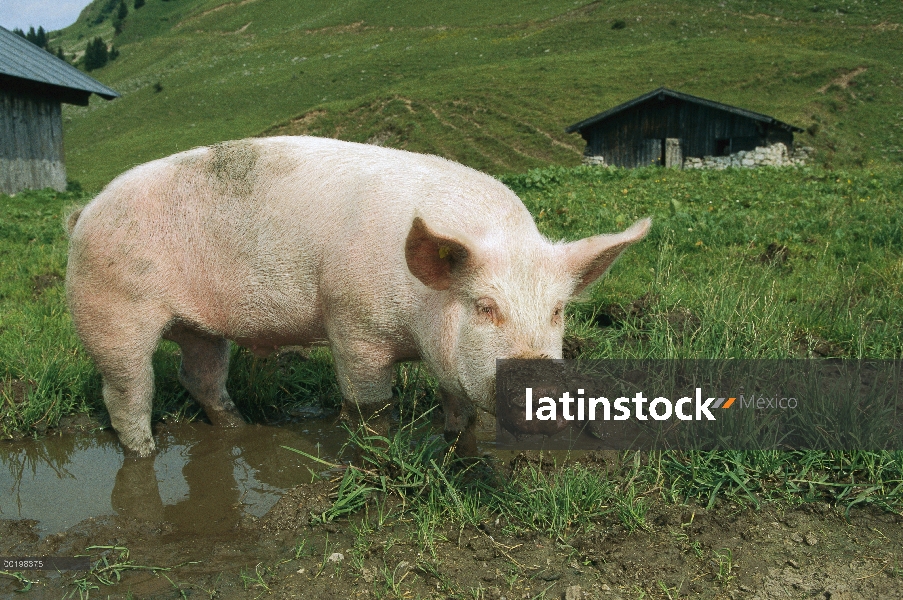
0,422,345,537
2,423,903,599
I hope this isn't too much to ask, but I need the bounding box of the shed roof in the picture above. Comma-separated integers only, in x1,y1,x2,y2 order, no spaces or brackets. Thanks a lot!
565,87,802,134
0,25,119,103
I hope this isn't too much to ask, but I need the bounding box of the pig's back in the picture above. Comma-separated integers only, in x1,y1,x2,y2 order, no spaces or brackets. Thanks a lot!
261,136,539,243
69,136,541,340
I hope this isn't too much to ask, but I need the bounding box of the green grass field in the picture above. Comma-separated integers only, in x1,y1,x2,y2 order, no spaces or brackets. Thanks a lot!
41,0,903,192
3,0,903,545
2,165,901,434
7,172,900,538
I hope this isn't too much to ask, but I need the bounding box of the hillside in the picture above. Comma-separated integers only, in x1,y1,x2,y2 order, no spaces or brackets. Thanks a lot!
46,0,903,191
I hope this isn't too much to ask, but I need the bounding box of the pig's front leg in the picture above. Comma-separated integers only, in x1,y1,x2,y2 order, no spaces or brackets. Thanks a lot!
331,340,396,432
441,390,478,457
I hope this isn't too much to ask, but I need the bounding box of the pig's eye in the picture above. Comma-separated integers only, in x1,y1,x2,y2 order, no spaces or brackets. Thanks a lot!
552,304,564,325
476,298,502,325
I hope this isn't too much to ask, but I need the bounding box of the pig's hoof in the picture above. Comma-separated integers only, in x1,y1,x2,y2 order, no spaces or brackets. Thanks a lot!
209,409,246,428
120,435,156,458
339,402,393,434
444,430,478,458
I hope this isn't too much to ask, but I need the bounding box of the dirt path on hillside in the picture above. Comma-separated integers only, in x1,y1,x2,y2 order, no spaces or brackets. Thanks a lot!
818,67,868,93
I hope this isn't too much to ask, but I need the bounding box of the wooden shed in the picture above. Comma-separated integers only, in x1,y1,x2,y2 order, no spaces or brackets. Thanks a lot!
0,26,119,195
565,88,803,168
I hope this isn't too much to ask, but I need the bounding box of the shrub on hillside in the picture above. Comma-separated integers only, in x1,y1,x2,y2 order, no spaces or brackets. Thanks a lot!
113,0,128,35
93,0,121,25
83,37,108,71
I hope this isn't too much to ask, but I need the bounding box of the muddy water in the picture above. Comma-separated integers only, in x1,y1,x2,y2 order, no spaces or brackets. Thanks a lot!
6,423,902,599
0,422,346,537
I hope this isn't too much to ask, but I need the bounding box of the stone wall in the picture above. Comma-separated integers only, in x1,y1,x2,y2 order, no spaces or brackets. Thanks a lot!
581,143,813,170
683,143,812,170
582,155,607,166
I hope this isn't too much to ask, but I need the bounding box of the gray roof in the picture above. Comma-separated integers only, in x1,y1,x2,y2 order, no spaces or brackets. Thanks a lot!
566,87,802,134
0,25,119,101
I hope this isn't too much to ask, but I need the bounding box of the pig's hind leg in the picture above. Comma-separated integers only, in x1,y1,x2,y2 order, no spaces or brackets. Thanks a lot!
163,323,245,428
70,300,168,457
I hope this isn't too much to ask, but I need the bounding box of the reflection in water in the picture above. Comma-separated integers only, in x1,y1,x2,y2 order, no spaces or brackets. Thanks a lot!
0,431,123,533
0,422,345,536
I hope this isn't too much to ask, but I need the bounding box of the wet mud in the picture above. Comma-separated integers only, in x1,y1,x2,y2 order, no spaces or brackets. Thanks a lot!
2,427,903,599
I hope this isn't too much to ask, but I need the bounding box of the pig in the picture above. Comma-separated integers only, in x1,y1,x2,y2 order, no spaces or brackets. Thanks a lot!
66,136,649,457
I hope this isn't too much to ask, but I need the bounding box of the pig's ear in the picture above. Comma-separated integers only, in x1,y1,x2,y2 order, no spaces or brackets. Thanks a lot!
564,218,651,296
405,217,473,291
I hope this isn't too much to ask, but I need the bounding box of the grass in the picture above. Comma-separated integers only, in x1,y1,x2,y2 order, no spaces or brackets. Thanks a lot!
67,545,182,600
711,548,737,585
293,416,903,556
0,189,98,434
5,1,902,594
2,163,902,551
3,165,900,437
0,571,37,593
505,164,903,359
652,449,903,514
33,0,903,192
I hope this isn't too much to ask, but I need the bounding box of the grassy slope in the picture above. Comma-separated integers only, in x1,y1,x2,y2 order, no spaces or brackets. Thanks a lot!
45,0,903,191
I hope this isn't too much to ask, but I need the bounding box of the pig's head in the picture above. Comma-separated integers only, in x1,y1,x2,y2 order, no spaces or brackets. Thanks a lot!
405,214,650,413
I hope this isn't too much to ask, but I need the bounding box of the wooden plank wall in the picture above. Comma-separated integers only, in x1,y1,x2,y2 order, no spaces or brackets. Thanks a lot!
0,89,66,194
583,98,792,168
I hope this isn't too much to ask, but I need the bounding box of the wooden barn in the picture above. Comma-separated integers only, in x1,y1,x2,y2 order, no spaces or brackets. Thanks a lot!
0,26,119,195
566,88,803,168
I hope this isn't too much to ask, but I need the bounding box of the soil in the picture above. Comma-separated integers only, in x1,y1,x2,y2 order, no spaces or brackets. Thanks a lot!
30,273,63,298
2,453,902,600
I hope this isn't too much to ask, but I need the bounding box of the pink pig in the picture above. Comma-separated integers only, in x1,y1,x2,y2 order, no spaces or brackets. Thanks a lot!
66,137,649,457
